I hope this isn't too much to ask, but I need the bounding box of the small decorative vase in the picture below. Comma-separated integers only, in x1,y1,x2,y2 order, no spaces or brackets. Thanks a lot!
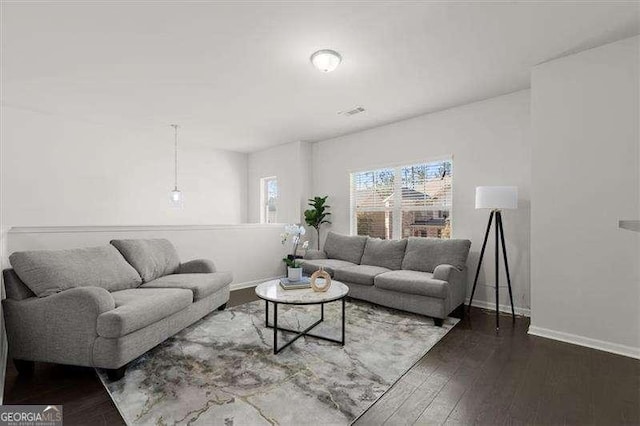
311,267,332,292
287,267,303,282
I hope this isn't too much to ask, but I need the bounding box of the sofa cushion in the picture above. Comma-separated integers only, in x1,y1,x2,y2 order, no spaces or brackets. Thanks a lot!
2,269,36,301
334,265,391,286
141,272,232,301
361,238,407,270
97,288,193,338
323,232,368,265
300,259,357,277
374,270,448,299
9,246,142,297
303,250,327,260
401,237,471,273
110,239,181,282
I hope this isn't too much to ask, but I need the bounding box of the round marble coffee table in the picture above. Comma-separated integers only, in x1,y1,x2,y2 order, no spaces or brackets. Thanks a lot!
255,279,349,354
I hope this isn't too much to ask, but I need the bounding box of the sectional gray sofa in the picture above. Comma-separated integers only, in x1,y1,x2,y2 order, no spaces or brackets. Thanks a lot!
2,238,232,379
301,232,471,325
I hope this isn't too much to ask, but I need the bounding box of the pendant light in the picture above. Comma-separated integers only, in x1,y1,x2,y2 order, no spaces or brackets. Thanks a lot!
169,124,183,208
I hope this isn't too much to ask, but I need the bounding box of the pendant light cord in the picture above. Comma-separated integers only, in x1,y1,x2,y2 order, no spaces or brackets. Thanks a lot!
171,124,179,190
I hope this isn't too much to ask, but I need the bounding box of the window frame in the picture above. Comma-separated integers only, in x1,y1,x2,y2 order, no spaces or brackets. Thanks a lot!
260,176,278,224
349,156,453,239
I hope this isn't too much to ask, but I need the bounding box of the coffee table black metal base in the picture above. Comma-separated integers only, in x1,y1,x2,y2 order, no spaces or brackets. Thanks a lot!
265,298,346,354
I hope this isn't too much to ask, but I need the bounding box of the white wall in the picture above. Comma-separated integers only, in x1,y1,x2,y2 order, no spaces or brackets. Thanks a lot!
530,36,640,358
1,106,248,227
247,141,312,225
312,90,532,314
299,140,314,225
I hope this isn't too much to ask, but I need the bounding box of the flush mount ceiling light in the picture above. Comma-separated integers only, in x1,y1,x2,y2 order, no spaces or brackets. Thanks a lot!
310,49,342,73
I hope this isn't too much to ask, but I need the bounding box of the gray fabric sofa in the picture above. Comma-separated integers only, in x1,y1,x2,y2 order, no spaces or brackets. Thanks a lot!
301,232,471,325
2,238,232,379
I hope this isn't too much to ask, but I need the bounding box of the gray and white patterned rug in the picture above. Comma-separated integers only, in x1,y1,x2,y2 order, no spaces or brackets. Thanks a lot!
97,299,457,425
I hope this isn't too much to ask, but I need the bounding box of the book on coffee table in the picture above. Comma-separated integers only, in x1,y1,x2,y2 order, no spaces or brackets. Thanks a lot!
279,276,311,290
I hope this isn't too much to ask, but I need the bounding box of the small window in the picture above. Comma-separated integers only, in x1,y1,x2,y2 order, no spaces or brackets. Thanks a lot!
351,159,452,239
260,176,278,224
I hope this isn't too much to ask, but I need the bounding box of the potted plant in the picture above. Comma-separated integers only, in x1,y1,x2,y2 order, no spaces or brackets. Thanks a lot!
282,257,303,282
280,224,307,281
304,196,331,250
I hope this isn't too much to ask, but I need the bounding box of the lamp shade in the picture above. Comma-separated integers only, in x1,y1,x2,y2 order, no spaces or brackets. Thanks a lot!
169,189,183,208
475,186,518,209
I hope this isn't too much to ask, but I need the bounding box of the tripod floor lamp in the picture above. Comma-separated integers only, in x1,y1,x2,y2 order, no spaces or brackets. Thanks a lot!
468,186,517,330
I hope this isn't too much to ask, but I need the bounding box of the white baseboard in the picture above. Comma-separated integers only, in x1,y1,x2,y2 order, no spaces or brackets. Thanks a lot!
465,297,530,317
528,325,640,360
231,277,282,291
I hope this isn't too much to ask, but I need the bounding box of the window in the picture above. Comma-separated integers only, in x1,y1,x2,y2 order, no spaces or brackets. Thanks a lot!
351,159,452,239
260,176,278,224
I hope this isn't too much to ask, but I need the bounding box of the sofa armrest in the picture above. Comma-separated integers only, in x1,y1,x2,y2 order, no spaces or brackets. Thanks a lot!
433,264,457,281
433,264,468,313
179,259,217,274
3,286,115,366
304,250,327,260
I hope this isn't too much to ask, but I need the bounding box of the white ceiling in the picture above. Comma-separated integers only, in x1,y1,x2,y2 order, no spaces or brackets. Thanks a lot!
2,1,638,152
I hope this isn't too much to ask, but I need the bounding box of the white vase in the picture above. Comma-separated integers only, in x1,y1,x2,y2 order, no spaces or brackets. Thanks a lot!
287,267,302,282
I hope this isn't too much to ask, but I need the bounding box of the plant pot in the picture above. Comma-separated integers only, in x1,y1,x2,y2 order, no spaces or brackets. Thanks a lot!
287,267,303,282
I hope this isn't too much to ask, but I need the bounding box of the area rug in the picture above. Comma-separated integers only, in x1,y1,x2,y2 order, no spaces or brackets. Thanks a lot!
97,299,457,425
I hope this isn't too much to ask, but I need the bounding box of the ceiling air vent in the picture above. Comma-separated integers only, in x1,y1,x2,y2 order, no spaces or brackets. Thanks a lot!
339,106,366,116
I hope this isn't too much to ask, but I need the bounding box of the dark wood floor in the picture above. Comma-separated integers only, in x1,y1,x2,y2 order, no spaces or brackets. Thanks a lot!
354,309,640,425
4,288,639,425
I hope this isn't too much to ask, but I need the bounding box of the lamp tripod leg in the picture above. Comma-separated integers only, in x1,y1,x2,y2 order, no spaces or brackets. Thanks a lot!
495,210,499,330
497,212,516,321
468,211,494,314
